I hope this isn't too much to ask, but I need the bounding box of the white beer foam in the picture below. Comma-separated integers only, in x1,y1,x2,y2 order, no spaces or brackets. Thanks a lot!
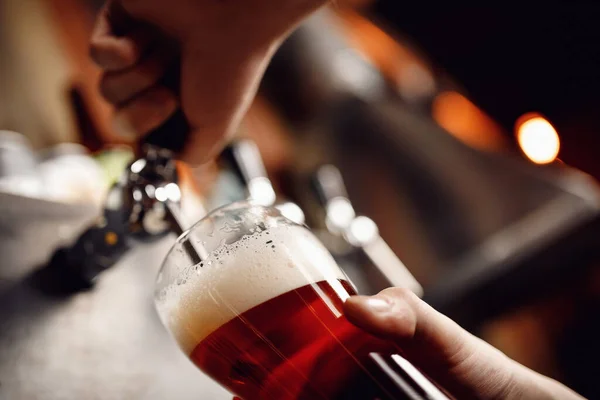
159,225,347,355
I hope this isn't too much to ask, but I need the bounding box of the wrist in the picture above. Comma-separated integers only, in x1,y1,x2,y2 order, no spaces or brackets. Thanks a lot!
269,0,329,36
509,362,585,400
236,0,328,50
184,0,327,51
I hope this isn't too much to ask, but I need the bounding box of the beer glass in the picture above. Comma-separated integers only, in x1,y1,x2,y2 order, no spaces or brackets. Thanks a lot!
155,202,446,400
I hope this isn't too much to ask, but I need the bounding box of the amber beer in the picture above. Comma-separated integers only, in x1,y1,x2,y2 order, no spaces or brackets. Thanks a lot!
159,223,418,399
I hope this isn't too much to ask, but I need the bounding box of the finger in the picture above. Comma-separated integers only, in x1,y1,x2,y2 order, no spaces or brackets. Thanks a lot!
100,43,178,105
112,86,177,139
180,126,231,165
343,288,519,399
90,1,155,71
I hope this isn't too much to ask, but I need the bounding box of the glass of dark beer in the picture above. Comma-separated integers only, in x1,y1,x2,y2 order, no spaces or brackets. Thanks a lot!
155,202,447,400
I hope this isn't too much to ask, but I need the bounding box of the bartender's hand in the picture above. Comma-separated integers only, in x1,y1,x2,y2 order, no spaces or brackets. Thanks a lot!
344,288,585,399
90,0,325,164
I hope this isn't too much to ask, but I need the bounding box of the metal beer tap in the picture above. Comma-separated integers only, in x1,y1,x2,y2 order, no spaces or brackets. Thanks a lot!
46,111,196,290
220,138,306,225
312,164,424,297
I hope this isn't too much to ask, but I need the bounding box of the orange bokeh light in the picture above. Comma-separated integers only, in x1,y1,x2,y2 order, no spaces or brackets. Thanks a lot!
515,113,560,164
432,91,507,151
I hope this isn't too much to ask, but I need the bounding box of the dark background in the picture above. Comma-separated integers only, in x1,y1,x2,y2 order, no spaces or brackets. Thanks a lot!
373,3,600,179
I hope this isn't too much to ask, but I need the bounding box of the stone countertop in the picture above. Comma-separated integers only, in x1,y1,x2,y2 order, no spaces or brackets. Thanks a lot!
0,196,229,400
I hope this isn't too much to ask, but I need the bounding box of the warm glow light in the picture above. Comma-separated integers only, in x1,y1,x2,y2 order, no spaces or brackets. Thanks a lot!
337,10,436,101
516,114,560,164
432,91,507,151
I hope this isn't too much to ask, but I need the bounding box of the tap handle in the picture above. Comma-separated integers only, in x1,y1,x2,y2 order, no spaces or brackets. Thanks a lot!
221,139,268,184
221,139,277,206
312,164,350,206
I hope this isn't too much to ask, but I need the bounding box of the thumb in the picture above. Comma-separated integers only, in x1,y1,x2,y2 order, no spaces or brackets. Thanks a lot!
343,288,518,399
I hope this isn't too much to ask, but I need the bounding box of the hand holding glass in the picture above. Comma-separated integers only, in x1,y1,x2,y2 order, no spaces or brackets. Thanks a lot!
155,202,444,400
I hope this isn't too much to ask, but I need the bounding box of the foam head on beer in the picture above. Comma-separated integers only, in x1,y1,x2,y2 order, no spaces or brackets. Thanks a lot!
157,224,348,355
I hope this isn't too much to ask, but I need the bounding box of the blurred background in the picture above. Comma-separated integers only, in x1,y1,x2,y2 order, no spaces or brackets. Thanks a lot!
1,1,600,399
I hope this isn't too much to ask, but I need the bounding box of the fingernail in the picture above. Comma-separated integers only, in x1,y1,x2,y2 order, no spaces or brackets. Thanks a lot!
113,115,136,140
363,297,392,313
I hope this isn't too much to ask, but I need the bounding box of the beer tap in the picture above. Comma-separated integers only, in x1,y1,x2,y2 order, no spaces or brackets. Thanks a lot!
312,164,424,297
46,123,302,290
46,111,198,290
220,139,305,225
